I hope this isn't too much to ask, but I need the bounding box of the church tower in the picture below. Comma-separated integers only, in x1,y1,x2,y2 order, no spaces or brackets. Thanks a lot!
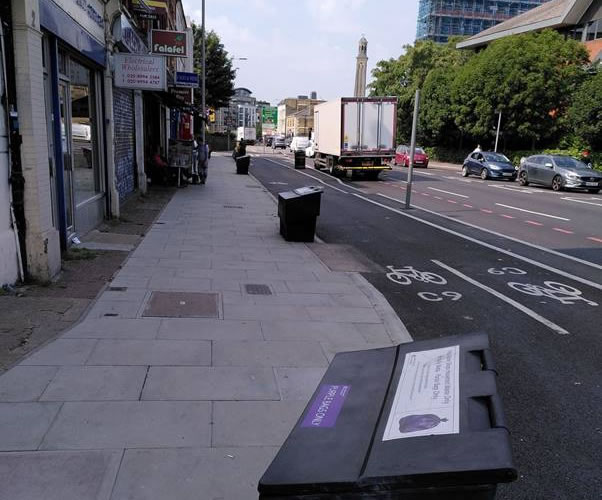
354,36,368,97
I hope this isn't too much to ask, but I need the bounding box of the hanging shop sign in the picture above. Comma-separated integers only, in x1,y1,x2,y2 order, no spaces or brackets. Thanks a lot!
112,14,147,54
169,87,193,105
175,71,199,88
114,54,166,90
131,0,166,21
151,30,188,57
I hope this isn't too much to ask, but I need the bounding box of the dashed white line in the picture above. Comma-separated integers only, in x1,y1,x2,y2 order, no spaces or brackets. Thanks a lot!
432,260,569,335
262,157,348,194
434,196,443,200
500,214,515,219
369,193,602,284
525,220,543,226
553,228,574,235
428,187,469,198
447,199,458,204
587,237,602,244
489,185,534,194
561,197,602,207
480,209,493,214
495,203,570,221
463,203,474,208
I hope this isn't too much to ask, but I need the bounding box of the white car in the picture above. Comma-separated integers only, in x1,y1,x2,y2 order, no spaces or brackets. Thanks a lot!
289,136,310,153
305,140,316,158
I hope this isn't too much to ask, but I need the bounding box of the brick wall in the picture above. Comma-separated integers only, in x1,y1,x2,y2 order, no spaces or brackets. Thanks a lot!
113,87,136,200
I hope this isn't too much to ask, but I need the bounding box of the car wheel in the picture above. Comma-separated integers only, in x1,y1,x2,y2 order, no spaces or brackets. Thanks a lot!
552,175,563,192
480,168,488,180
519,171,528,186
461,165,469,177
588,189,600,194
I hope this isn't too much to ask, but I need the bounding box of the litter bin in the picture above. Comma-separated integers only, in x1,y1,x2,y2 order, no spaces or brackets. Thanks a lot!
235,155,250,175
278,186,323,242
259,332,517,499
294,150,306,169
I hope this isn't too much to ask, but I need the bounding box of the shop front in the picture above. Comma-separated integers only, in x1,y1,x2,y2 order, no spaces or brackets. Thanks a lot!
40,0,107,245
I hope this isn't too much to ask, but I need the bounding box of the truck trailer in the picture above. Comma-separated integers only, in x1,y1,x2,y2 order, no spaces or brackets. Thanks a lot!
237,127,256,144
313,97,397,180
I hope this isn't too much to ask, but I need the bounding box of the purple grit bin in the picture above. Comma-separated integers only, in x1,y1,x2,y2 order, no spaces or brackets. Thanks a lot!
301,384,351,428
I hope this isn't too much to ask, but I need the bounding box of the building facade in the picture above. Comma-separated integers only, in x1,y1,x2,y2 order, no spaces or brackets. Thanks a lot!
457,0,602,63
0,0,195,285
277,96,324,136
417,0,552,43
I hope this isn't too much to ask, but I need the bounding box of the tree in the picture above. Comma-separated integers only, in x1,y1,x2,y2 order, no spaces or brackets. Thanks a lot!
452,30,589,149
419,67,460,146
568,69,602,150
369,39,471,143
191,25,235,110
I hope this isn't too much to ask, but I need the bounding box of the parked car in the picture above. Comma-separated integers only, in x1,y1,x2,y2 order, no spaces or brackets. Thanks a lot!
518,154,601,193
305,140,316,158
462,151,517,181
394,145,429,168
289,136,310,153
272,136,286,149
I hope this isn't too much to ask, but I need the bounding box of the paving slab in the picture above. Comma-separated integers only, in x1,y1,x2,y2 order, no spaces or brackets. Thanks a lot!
305,305,383,323
0,403,61,450
274,367,328,401
260,320,367,343
212,340,328,367
223,303,311,321
40,366,147,401
20,339,98,366
142,366,279,401
86,340,211,366
62,318,161,339
0,450,122,500
157,318,262,340
111,447,277,500
212,401,306,447
0,366,58,402
40,401,211,450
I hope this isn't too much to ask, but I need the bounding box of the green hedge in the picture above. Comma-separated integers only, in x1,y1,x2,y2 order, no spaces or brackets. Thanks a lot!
425,147,602,171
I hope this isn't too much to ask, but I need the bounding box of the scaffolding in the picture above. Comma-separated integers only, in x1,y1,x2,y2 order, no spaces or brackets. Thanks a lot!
416,0,552,43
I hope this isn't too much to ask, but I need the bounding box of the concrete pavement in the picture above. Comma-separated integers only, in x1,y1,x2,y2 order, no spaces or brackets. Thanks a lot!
0,153,409,500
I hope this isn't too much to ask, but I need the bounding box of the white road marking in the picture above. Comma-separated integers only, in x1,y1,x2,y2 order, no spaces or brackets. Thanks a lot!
488,185,534,194
561,197,602,207
417,171,435,176
495,203,570,221
553,228,574,235
525,220,543,226
428,187,469,198
432,260,569,335
361,193,602,288
587,237,602,244
262,157,348,194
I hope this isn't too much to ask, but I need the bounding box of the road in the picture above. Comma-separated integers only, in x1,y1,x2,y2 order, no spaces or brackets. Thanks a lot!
247,148,601,499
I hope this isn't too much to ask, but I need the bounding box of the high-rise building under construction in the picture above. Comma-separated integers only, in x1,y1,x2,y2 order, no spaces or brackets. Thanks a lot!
416,0,552,43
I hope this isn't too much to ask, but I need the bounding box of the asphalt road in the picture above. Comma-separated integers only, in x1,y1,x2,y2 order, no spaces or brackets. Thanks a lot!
248,151,602,499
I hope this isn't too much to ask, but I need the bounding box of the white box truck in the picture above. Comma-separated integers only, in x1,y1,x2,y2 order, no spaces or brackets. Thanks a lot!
237,127,256,144
313,97,397,179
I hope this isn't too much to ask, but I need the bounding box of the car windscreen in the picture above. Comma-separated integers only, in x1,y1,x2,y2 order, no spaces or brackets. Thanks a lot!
483,153,510,163
415,148,425,154
552,156,588,169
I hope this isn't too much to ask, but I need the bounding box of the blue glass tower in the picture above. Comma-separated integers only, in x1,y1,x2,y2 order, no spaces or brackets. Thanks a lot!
416,0,552,43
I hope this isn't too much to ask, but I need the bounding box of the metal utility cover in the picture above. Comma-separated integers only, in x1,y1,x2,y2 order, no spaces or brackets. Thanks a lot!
143,292,220,318
244,284,272,296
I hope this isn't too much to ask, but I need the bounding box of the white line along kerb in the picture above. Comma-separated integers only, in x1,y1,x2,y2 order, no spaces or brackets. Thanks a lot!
432,260,570,335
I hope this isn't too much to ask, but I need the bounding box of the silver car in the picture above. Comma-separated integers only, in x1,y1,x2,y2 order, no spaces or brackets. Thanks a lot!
518,154,601,193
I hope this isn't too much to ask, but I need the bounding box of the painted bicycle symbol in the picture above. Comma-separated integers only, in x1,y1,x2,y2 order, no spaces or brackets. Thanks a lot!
508,281,598,306
386,266,447,286
488,267,527,276
418,291,463,302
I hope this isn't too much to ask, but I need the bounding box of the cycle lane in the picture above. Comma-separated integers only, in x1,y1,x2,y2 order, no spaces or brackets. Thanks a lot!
249,156,601,499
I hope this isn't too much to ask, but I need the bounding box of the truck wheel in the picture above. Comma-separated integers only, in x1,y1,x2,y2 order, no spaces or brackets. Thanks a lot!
366,171,380,181
328,158,336,176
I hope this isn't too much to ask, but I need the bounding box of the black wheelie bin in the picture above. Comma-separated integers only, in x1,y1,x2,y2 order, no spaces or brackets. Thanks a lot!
258,332,517,499
278,186,323,242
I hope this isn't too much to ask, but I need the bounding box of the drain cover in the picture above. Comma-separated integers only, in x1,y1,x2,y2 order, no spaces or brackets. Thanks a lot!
244,284,272,296
143,292,220,318
108,286,128,292
223,205,244,209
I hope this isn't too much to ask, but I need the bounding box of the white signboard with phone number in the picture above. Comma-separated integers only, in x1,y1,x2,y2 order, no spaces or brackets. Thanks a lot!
114,54,166,91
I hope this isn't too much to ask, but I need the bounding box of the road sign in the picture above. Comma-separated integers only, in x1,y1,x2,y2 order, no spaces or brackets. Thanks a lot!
175,71,199,88
262,107,278,125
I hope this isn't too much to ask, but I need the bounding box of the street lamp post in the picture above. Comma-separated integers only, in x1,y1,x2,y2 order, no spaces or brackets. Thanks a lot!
495,110,502,153
201,0,206,143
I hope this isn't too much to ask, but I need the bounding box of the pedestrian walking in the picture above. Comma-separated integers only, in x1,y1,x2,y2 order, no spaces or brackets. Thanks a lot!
196,136,209,185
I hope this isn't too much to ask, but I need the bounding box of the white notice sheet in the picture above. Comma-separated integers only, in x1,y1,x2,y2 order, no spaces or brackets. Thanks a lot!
383,345,460,441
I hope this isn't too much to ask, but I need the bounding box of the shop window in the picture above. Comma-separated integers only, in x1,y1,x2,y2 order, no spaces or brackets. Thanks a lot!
69,59,100,205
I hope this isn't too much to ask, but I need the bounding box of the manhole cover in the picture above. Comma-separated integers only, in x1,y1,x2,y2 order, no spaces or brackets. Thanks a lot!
143,292,220,318
244,284,272,295
108,286,128,292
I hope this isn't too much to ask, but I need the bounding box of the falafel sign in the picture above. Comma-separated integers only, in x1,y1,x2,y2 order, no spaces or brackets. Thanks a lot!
383,345,459,440
151,30,187,57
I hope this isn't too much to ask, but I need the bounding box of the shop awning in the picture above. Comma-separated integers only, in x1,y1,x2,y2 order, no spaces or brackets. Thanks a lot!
131,0,168,16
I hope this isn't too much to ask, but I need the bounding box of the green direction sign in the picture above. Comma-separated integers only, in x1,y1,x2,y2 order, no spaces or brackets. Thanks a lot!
262,107,278,125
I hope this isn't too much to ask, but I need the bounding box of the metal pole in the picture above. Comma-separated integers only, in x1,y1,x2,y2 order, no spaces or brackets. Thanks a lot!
495,110,502,153
405,89,420,210
201,0,206,144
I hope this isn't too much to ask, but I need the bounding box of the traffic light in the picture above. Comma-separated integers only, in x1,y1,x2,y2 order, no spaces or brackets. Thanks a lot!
209,108,216,123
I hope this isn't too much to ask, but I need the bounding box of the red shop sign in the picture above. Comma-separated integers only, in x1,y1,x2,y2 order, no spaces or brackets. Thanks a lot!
151,30,187,57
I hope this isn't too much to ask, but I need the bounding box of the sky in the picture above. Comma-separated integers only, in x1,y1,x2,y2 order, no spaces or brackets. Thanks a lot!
181,0,419,106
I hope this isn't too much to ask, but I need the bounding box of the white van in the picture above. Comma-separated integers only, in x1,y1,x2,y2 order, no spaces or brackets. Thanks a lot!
289,136,310,153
